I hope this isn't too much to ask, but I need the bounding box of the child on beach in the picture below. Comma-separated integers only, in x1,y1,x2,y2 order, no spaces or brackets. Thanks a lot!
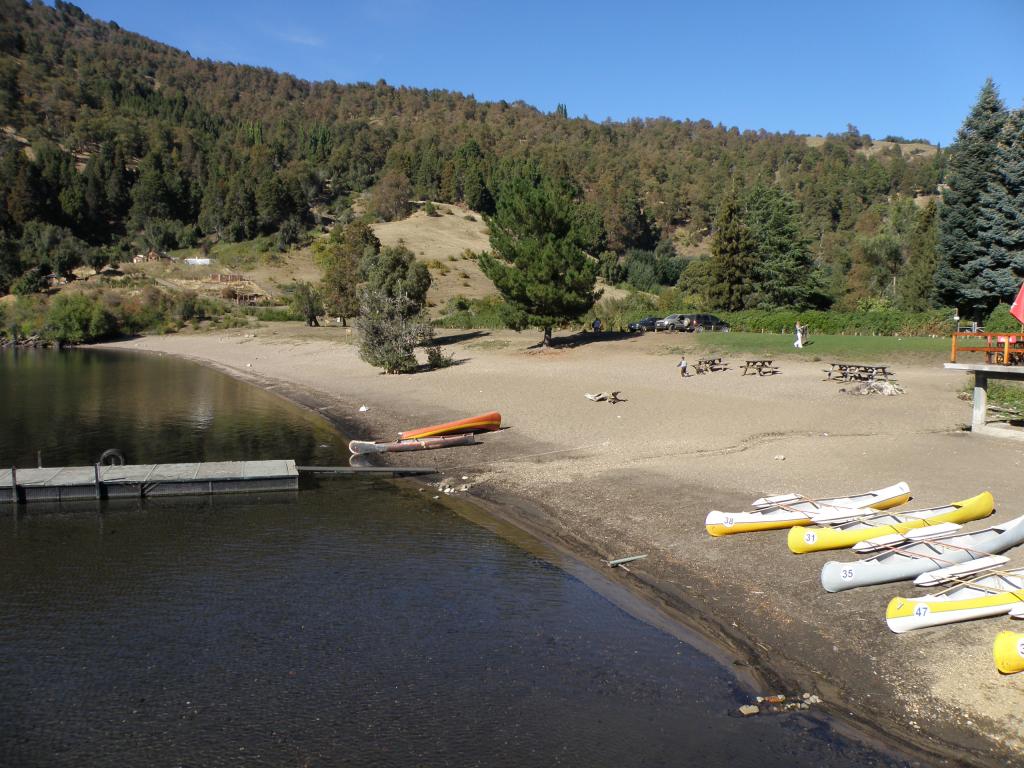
677,354,688,377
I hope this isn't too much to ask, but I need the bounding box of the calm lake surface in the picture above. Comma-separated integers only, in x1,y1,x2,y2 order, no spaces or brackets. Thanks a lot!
0,349,909,767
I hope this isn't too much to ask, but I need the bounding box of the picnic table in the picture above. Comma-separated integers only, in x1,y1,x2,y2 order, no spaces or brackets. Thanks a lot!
742,359,779,376
825,363,894,382
695,357,726,374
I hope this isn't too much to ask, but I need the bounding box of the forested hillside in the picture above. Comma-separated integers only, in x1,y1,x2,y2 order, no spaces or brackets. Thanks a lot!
0,0,946,309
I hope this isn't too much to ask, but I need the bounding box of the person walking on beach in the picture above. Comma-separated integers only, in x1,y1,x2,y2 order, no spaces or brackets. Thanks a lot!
677,354,689,377
592,317,602,333
793,322,803,349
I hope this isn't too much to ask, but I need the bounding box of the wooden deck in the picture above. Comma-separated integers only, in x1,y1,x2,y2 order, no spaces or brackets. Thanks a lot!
1,460,299,503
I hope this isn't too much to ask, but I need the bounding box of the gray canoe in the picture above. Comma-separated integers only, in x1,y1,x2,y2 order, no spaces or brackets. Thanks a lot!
820,513,1024,593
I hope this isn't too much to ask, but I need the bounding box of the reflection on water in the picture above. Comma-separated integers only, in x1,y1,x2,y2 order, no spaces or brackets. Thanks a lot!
0,350,906,767
0,348,343,467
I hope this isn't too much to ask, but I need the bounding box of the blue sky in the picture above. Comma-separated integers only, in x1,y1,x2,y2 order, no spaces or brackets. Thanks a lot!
73,0,1023,145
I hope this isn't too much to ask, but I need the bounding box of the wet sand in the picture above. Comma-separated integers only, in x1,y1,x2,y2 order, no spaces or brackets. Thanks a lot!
100,325,1024,765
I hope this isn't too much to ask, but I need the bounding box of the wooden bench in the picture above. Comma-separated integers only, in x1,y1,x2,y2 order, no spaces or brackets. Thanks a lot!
825,363,893,382
695,357,726,374
742,359,779,376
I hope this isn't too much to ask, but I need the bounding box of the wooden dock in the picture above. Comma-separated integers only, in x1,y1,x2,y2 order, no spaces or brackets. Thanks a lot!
1,460,299,504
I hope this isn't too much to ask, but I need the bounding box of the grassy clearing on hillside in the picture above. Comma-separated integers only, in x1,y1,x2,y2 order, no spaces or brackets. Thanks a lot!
680,331,950,362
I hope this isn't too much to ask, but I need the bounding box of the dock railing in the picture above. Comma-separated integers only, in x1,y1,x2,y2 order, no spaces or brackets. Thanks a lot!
950,331,1024,365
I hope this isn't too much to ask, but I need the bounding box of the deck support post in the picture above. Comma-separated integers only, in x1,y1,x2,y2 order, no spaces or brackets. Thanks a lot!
10,467,18,505
93,463,102,500
972,372,989,431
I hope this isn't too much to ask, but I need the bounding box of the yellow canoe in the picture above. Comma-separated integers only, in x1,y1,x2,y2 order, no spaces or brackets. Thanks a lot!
994,631,1024,674
787,492,994,554
886,567,1024,634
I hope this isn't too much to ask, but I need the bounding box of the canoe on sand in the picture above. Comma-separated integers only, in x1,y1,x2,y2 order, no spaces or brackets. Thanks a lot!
787,492,994,554
349,433,477,455
886,564,1024,634
398,411,501,440
994,631,1024,674
704,482,911,537
820,509,1024,592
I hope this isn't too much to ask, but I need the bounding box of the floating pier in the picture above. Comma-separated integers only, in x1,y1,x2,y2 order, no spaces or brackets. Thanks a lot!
2,460,299,504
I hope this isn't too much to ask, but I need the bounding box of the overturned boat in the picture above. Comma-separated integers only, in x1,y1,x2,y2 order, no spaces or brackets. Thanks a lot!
349,433,478,455
398,411,502,440
994,631,1024,674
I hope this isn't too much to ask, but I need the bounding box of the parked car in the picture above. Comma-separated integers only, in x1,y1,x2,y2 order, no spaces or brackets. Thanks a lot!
628,316,661,333
654,314,689,332
686,313,730,332
655,313,730,332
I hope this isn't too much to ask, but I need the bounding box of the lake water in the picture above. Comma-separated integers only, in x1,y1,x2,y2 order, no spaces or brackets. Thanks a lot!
0,349,909,767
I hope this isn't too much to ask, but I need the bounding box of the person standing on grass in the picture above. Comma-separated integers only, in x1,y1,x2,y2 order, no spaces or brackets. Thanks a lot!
677,354,689,377
793,322,803,349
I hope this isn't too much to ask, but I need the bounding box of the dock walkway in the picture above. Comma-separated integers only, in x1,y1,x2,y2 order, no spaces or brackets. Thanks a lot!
1,460,299,503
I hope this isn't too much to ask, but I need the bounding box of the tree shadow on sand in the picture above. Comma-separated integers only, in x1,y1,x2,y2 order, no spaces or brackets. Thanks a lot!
432,330,491,346
527,330,636,350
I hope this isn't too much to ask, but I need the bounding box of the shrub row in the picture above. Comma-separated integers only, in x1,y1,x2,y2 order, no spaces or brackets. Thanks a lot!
716,308,956,336
1,287,245,344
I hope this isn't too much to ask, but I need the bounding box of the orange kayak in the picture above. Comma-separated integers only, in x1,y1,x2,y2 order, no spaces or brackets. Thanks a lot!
398,411,502,440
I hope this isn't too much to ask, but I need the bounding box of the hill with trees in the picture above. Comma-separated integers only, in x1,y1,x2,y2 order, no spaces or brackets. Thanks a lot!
0,0,964,316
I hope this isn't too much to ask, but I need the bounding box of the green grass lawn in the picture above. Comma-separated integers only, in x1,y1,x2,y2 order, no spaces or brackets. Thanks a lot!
684,331,951,363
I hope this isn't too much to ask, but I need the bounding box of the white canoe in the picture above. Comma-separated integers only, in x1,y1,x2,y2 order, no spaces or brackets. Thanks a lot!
348,433,477,455
705,481,911,537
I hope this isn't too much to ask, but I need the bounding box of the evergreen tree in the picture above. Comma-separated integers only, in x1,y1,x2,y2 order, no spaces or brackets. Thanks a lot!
744,185,823,309
315,220,381,326
707,188,756,311
898,201,939,311
362,244,431,317
935,79,1007,317
976,109,1024,312
478,166,599,345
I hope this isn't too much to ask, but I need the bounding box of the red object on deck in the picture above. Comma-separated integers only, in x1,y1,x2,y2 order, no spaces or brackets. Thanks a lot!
1010,282,1024,325
398,411,502,440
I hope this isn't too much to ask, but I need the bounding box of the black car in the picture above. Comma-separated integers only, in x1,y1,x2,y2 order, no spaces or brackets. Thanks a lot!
628,316,661,333
685,313,730,332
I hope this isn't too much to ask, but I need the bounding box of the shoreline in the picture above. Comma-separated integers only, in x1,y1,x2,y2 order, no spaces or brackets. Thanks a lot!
95,327,1024,766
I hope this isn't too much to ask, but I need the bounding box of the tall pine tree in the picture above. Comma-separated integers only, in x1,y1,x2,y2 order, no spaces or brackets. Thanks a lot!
744,185,823,309
707,187,756,311
935,79,1007,317
976,109,1024,312
478,165,599,346
898,200,939,311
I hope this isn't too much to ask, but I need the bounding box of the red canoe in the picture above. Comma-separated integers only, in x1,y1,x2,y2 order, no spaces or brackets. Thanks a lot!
398,411,502,440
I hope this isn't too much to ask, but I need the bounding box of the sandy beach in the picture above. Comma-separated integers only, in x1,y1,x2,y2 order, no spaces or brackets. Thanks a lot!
101,324,1024,765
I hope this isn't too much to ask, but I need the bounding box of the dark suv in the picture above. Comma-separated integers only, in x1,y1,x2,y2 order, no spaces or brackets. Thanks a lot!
685,314,729,332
